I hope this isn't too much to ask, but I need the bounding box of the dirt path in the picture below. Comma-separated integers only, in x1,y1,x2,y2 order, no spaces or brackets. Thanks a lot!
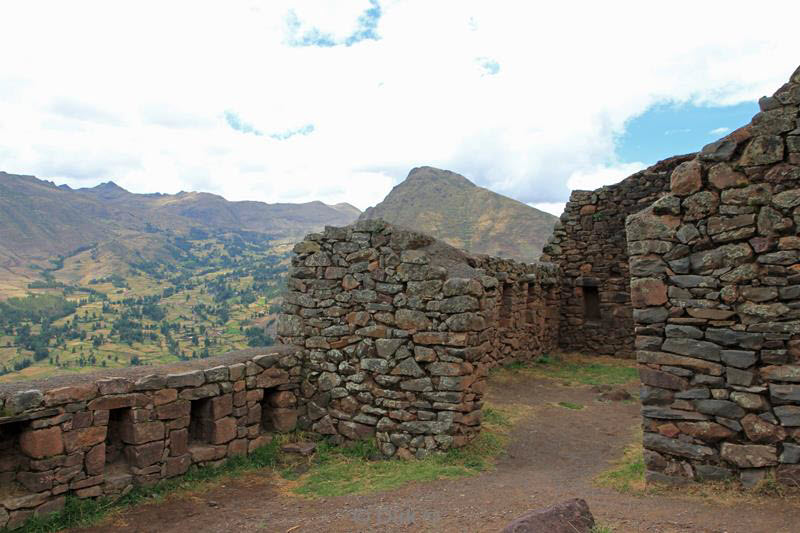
73,375,800,533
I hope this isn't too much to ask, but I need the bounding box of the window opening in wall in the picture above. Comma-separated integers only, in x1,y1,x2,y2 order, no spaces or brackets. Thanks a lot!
583,285,601,321
106,408,132,474
189,398,213,444
260,390,275,433
0,421,27,496
0,420,25,451
500,283,513,326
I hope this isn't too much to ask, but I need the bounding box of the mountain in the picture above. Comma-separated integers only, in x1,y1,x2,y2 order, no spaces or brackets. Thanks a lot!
359,166,558,262
0,171,360,297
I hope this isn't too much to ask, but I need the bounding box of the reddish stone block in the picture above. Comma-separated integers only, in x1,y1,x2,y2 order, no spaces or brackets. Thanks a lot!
189,444,226,463
246,389,263,403
35,495,66,517
20,426,64,459
630,278,668,307
169,429,189,456
209,394,233,419
63,426,106,453
269,408,298,433
72,411,93,429
96,377,133,395
246,404,262,425
125,441,164,468
156,400,190,420
153,388,178,406
3,492,49,510
93,410,110,426
248,435,273,453
75,485,103,499
670,160,702,196
16,470,54,492
85,443,106,476
228,438,248,457
88,393,148,411
44,384,97,406
210,417,236,445
257,368,289,388
233,391,247,407
166,416,190,431
64,451,84,467
54,464,82,485
119,421,164,445
6,510,34,530
70,474,103,490
165,455,191,477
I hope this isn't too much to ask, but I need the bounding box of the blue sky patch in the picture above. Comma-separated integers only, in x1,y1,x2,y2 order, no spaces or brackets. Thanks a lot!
224,111,262,136
270,123,315,141
286,0,381,48
616,101,758,164
476,57,500,76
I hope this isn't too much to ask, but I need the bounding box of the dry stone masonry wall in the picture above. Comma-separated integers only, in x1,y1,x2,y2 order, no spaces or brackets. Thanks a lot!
542,155,694,357
629,65,800,487
0,346,301,529
277,220,560,459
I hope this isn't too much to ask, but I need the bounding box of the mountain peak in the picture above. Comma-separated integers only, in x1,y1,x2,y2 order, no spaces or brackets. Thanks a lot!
94,181,126,192
360,167,557,262
406,166,476,188
79,180,130,200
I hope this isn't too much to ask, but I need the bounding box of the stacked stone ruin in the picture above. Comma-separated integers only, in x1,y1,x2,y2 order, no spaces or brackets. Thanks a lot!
627,66,800,487
541,154,694,357
0,347,301,528
277,220,560,458
1,63,799,530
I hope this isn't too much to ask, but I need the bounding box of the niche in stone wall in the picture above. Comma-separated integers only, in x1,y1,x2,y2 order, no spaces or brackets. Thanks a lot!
583,286,601,322
0,421,26,495
260,392,275,433
106,408,132,474
189,398,213,444
500,283,513,327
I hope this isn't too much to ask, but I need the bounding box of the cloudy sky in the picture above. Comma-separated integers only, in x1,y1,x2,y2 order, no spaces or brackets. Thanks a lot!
0,1,798,216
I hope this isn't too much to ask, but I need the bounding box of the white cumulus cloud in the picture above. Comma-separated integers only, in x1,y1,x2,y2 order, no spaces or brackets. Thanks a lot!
0,0,797,211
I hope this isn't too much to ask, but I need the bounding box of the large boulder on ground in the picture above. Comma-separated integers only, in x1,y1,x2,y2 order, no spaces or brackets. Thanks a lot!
501,498,595,533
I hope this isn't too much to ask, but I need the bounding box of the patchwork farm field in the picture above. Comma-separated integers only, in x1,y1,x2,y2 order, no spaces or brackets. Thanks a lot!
0,232,290,382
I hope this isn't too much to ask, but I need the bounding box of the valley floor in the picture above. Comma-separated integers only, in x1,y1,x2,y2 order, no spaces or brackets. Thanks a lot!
71,366,800,533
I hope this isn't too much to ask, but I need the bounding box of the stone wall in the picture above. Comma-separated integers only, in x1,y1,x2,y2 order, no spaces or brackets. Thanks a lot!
542,155,694,357
277,220,560,459
629,65,800,486
0,346,300,529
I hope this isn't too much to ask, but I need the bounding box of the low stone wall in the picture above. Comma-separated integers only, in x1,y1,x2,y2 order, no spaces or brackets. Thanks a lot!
542,155,694,357
629,65,800,486
277,220,560,458
0,346,300,529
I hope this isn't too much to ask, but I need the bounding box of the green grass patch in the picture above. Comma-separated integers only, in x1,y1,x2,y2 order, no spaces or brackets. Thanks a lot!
594,431,645,494
16,439,283,532
557,401,584,410
292,404,516,498
494,354,637,387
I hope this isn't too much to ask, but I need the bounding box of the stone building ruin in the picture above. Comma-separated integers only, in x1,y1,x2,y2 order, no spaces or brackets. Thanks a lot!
0,64,799,527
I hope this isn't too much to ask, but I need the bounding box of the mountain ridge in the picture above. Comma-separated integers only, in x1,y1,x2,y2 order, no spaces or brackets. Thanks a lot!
360,166,557,262
0,171,361,297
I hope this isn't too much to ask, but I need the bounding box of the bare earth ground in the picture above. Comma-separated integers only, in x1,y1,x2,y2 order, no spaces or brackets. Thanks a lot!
73,375,800,533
